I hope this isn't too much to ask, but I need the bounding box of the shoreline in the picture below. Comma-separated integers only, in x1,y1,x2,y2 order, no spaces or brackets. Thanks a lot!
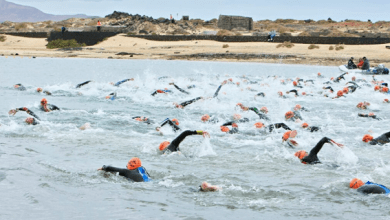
1,34,390,67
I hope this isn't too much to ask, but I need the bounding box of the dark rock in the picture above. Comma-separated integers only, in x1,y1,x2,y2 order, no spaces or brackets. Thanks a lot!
108,56,113,59
115,52,143,55
386,46,390,49
15,53,19,55
139,30,148,34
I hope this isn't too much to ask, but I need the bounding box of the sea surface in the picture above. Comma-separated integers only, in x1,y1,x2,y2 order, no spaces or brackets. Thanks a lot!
1,57,390,220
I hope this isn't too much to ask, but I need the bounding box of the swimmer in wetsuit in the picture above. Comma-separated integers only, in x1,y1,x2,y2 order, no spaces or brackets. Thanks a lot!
14,83,26,91
40,98,60,112
286,90,299,97
255,122,291,132
362,132,390,145
98,157,151,182
133,116,152,124
201,114,219,123
151,89,172,96
220,122,239,134
285,110,302,122
169,82,190,94
294,137,343,164
159,130,210,153
105,92,117,100
301,122,320,132
76,80,92,89
358,113,379,120
8,107,41,125
36,88,52,95
349,178,390,195
156,118,180,132
112,78,134,87
174,97,203,109
236,104,269,120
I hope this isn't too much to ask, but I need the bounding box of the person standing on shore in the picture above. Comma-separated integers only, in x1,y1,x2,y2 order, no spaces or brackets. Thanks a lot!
97,20,101,32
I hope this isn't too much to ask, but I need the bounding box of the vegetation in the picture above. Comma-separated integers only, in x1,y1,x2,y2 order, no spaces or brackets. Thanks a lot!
308,44,320,49
0,35,6,42
15,23,28,31
222,44,229,48
335,44,345,50
46,39,86,49
216,29,235,36
329,46,334,50
276,41,294,48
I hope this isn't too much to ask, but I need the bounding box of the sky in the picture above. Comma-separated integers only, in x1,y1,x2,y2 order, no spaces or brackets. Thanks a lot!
7,0,390,22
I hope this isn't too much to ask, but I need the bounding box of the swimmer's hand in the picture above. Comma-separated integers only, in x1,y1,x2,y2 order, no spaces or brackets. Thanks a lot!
202,131,210,138
221,80,227,85
330,139,344,148
8,109,17,115
156,127,161,131
97,167,103,171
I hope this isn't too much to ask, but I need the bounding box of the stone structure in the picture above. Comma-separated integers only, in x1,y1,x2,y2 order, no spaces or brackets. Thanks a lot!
217,15,253,31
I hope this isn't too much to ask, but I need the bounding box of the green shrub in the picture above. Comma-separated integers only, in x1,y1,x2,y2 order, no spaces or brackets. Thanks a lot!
127,32,136,36
335,44,345,50
0,35,6,42
222,44,229,48
46,39,86,49
308,44,319,49
329,46,334,50
15,23,28,31
276,41,294,48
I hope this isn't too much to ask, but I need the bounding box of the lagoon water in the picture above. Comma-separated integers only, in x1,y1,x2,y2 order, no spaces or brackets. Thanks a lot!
1,57,390,219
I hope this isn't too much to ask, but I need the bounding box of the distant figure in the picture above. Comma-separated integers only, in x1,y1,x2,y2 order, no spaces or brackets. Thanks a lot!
61,27,66,34
362,57,370,70
267,31,276,42
97,20,101,32
347,57,357,69
357,58,364,69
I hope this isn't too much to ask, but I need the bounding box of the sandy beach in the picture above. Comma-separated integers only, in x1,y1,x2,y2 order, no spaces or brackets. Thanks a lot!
1,33,390,66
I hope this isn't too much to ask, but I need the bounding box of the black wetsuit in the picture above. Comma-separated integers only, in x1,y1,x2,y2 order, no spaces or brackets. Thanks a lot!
287,90,299,96
357,182,389,194
323,86,334,93
221,122,239,134
305,80,315,84
171,83,190,94
40,104,60,112
348,86,358,93
348,59,357,69
101,165,150,182
255,92,265,97
334,75,345,83
159,118,180,132
248,107,270,120
114,79,132,87
306,126,320,132
76,80,92,88
358,113,379,120
14,84,26,91
43,91,52,95
213,85,223,98
163,130,199,153
369,132,390,145
179,97,202,108
301,137,333,164
267,123,291,132
16,107,40,120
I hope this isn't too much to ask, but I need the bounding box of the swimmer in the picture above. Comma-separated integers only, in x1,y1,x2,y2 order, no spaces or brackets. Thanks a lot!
173,97,203,109
169,82,190,94
294,137,343,164
285,110,302,122
199,182,220,192
24,117,39,125
79,122,91,130
323,86,334,93
156,118,180,132
133,116,152,124
255,92,265,97
362,132,390,145
111,78,134,87
301,122,320,132
75,80,92,89
293,104,309,112
333,90,344,99
201,114,219,123
213,80,227,98
278,91,287,99
98,157,151,182
105,92,117,100
356,102,370,110
349,178,390,195
358,113,379,120
220,122,239,134
36,88,52,95
40,98,60,112
282,130,298,147
317,72,325,78
236,104,270,120
151,89,172,96
286,89,299,97
9,107,41,120
348,85,358,93
159,130,210,153
304,79,315,84
255,122,291,132
14,83,26,91
292,81,303,88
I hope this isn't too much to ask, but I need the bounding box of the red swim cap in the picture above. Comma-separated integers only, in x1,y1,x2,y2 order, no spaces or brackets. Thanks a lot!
384,99,389,103
159,141,170,151
331,77,334,80
157,90,164,93
254,122,264,128
382,87,389,93
25,117,34,124
278,91,283,96
172,118,179,125
220,126,230,132
232,123,238,128
294,150,307,160
236,103,243,107
127,157,141,170
293,81,297,86
295,104,302,110
282,131,292,141
350,178,364,189
343,87,349,94
41,98,47,105
362,134,373,142
201,114,210,122
285,111,294,119
302,123,308,128
302,92,306,95
374,85,380,91
318,72,321,76
337,90,343,97
37,88,42,92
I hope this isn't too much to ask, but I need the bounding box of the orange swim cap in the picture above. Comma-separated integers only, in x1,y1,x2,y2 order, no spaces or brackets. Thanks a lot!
228,78,233,82
295,104,302,110
384,99,389,103
37,88,42,92
236,103,243,107
337,90,343,97
135,118,143,121
302,122,309,128
374,85,380,91
293,81,297,86
343,87,349,94
172,118,179,125
350,178,364,189
41,98,47,105
294,150,307,160
382,87,389,93
362,134,373,142
331,77,334,80
302,92,306,95
201,114,210,122
127,157,141,170
232,123,238,128
220,126,230,132
157,90,164,93
285,111,294,119
260,107,268,114
318,72,321,76
159,141,170,151
282,131,292,141
233,114,241,120
254,122,264,128
278,91,283,96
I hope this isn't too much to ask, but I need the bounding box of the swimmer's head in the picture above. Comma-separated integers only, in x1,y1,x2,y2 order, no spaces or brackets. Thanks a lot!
294,104,302,111
220,126,230,132
282,131,292,141
362,134,373,143
201,114,210,122
157,89,164,93
127,157,141,170
105,95,111,99
159,141,170,151
294,150,308,160
301,123,309,128
278,91,283,97
381,87,389,93
236,82,240,86
254,122,264,128
350,178,364,189
236,103,243,107
228,78,233,82
374,85,380,91
352,76,356,81
337,90,343,97
330,77,334,81
25,117,34,125
260,107,268,114
343,87,349,94
41,98,47,105
233,114,241,120
293,81,297,86
384,99,389,103
302,92,306,96
232,123,238,128
14,84,20,89
317,72,321,76
37,88,42,93
285,111,294,120
171,118,179,125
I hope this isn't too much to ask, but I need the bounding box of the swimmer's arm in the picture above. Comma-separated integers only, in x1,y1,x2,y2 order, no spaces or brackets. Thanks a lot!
99,165,128,175
180,97,202,107
76,80,91,88
222,121,234,126
274,123,291,130
308,137,330,157
170,83,189,94
248,107,260,114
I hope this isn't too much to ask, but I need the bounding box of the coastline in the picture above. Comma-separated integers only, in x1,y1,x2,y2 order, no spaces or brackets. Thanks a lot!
1,33,390,67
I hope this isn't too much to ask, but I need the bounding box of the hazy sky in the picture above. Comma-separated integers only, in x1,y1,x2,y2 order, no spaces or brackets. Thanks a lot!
7,0,390,22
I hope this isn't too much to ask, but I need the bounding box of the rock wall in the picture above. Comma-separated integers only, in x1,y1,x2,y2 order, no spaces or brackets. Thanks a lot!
217,15,253,31
48,32,120,45
0,32,48,38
